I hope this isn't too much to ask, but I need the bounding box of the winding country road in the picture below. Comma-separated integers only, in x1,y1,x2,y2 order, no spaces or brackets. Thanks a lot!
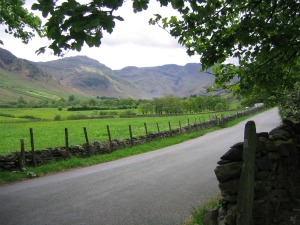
0,108,281,225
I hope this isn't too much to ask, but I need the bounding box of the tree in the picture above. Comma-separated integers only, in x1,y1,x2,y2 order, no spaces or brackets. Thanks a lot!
204,96,217,111
162,95,183,114
215,103,225,112
150,0,299,99
138,102,154,114
194,96,206,112
279,87,300,119
0,0,43,45
152,97,164,114
89,98,97,106
181,98,193,113
68,95,75,102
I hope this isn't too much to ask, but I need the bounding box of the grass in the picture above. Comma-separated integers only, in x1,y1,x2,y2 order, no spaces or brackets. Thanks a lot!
182,194,221,225
0,126,219,184
0,109,239,155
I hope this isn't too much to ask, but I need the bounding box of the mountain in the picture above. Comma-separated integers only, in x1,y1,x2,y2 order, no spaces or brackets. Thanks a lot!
0,48,218,103
114,64,215,98
36,56,148,99
0,48,88,103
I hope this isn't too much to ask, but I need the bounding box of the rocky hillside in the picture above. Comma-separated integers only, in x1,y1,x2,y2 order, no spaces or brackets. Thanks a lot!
115,64,215,98
37,56,216,99
0,47,218,102
0,48,88,103
36,56,147,99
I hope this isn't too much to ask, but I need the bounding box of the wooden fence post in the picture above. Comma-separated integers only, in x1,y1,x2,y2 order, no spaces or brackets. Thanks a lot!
29,128,37,167
20,139,26,169
156,123,160,133
179,121,182,133
168,121,171,132
188,118,190,126
65,128,69,154
129,125,134,146
107,125,112,150
144,122,148,136
236,121,257,225
220,114,224,128
83,127,91,156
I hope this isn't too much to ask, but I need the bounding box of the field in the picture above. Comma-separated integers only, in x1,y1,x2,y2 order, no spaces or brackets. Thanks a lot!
0,108,240,155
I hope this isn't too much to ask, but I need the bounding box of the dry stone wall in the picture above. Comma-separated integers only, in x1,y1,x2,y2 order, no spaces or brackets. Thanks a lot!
209,119,300,225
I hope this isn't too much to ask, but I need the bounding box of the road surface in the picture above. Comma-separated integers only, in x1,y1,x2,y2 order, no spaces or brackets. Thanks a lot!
0,108,281,225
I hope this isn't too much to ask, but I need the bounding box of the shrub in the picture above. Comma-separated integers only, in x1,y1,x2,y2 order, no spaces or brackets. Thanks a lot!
279,88,300,120
19,115,39,120
120,110,136,116
0,113,15,118
54,115,62,121
215,103,225,111
66,114,88,120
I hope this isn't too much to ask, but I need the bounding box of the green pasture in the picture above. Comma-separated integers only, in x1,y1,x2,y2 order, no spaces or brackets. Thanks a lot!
0,108,239,155
0,108,127,121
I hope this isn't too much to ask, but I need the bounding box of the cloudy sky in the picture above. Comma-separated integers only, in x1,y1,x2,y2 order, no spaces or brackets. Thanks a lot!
0,0,200,70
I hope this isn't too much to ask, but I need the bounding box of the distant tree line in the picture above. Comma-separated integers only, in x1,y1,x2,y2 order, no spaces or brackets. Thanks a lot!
138,95,229,114
0,94,234,113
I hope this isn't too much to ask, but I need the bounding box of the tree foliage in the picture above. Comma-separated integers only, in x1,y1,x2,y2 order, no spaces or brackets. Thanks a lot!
279,87,300,119
149,0,300,98
0,0,43,45
31,0,127,55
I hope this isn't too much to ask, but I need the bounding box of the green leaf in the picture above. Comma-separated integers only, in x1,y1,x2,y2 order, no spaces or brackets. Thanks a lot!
133,0,150,12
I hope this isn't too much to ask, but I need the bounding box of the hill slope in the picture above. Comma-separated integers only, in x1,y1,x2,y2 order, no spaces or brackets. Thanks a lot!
37,56,149,99
115,64,215,98
0,48,218,102
0,48,89,104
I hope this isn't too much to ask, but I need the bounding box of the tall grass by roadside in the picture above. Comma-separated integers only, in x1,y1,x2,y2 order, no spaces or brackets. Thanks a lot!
182,194,221,225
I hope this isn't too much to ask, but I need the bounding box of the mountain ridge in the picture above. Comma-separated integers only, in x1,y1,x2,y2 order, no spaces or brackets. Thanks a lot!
0,48,217,103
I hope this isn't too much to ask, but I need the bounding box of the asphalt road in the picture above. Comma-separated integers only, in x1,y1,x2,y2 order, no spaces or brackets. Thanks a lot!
0,108,281,225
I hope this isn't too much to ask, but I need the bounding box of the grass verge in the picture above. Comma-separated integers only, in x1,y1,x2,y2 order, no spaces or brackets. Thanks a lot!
182,194,221,225
0,108,267,185
0,126,219,184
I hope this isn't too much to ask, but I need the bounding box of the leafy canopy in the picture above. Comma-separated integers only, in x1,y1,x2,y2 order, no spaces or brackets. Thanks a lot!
0,0,43,45
148,0,300,98
31,0,128,55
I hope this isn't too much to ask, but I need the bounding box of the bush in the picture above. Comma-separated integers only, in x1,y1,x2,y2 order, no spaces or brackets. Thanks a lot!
19,115,40,120
119,110,136,116
215,103,225,111
54,115,62,121
279,88,300,120
66,114,88,120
